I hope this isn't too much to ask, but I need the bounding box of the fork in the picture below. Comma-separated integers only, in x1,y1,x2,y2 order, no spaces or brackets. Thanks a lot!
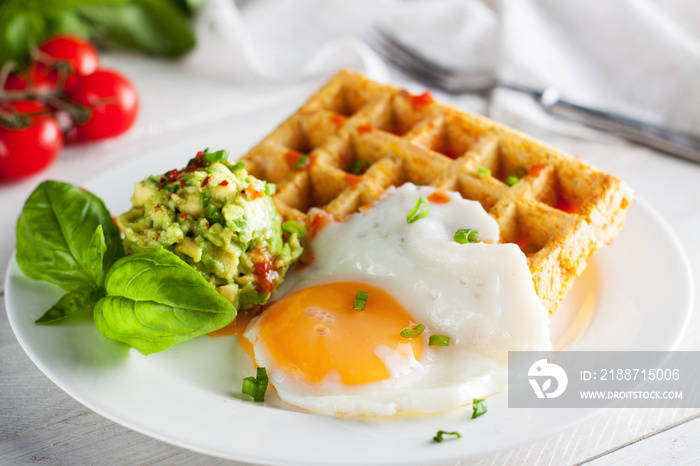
371,28,700,164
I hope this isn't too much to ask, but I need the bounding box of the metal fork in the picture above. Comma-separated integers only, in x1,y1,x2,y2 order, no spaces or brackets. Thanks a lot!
371,28,700,164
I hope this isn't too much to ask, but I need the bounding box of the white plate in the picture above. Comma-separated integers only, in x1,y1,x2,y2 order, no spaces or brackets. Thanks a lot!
5,130,693,465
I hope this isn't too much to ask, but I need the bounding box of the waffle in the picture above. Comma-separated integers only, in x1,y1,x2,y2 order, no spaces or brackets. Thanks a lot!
240,70,634,313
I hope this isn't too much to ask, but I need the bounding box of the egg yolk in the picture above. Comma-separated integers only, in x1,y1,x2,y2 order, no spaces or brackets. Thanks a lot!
256,282,424,386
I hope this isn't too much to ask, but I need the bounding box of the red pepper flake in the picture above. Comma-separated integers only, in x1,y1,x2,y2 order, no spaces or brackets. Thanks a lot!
202,175,210,187
427,191,451,204
410,90,434,111
219,180,229,187
528,164,547,177
158,176,165,190
555,197,580,214
308,210,334,239
111,215,118,225
253,260,279,294
180,179,186,189
357,124,373,134
196,150,206,158
180,213,187,219
331,113,346,128
343,173,362,189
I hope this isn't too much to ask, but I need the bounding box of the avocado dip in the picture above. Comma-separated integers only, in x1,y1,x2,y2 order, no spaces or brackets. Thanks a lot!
117,149,303,312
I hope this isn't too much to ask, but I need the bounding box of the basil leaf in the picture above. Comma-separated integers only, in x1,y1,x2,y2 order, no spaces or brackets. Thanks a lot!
77,0,195,57
94,248,237,355
16,181,124,292
35,286,105,324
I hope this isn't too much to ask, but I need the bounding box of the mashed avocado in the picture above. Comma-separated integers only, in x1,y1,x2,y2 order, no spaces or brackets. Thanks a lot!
118,149,303,311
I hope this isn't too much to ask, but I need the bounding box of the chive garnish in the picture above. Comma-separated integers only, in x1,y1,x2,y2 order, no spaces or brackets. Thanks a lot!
353,290,368,311
453,228,479,244
429,335,450,346
406,196,429,224
400,324,425,338
477,166,491,178
242,367,269,402
433,430,461,443
265,183,276,196
504,175,519,187
294,155,309,169
281,220,306,238
471,398,488,419
350,160,370,175
504,166,527,186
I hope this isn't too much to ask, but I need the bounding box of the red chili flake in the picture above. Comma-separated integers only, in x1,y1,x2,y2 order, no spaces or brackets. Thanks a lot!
202,175,210,187
219,180,229,187
180,179,186,189
357,124,373,134
154,204,160,210
343,173,362,189
555,197,580,214
158,176,165,190
253,260,279,294
528,164,547,177
180,213,187,219
427,191,451,204
111,215,118,225
205,222,210,227
331,113,346,128
410,90,434,111
196,150,205,158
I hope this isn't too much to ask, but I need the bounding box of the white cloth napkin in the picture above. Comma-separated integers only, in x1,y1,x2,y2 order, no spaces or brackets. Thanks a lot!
186,0,700,140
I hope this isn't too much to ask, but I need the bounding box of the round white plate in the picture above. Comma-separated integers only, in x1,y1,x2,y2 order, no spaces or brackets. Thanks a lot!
5,131,693,465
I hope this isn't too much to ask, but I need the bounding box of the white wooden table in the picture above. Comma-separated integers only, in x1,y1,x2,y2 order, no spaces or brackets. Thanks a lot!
1,53,698,465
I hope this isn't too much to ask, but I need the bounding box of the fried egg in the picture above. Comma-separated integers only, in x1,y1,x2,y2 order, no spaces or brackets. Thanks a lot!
243,183,550,417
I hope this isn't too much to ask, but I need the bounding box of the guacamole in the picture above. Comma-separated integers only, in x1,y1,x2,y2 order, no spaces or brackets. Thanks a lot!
118,149,303,311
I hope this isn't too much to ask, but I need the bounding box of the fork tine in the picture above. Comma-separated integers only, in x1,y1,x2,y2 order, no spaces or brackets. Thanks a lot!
370,27,498,95
373,27,457,79
369,29,452,91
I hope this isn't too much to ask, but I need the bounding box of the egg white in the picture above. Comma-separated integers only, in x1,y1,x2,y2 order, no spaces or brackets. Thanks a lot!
243,183,551,417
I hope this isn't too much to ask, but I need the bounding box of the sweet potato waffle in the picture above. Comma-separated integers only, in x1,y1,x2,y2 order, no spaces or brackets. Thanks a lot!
240,70,634,313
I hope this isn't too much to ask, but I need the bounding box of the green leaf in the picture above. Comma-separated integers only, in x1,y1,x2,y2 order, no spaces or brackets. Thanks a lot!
36,286,105,324
85,225,108,288
16,181,124,292
77,0,195,57
94,248,237,355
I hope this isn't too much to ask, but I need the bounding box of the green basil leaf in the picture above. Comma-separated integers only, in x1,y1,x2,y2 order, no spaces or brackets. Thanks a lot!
35,286,106,324
85,225,108,288
94,248,237,355
16,181,124,292
77,0,195,57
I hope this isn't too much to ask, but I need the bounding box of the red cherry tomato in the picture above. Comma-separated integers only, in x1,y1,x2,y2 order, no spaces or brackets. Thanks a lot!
38,34,100,76
3,64,58,93
65,69,139,141
0,100,63,179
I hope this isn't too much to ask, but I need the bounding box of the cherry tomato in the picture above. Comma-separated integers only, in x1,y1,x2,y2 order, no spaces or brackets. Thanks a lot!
0,100,63,179
65,69,139,141
3,64,58,93
38,34,100,76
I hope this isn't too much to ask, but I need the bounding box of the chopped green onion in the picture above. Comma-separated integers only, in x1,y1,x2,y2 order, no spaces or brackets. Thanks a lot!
281,220,306,238
400,324,425,338
453,228,480,244
433,430,461,443
504,175,519,186
471,398,488,419
350,160,370,175
202,149,230,164
294,154,309,169
265,183,276,196
230,161,245,171
242,367,269,402
429,335,450,346
406,196,429,224
504,166,527,186
477,166,491,178
353,290,369,311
